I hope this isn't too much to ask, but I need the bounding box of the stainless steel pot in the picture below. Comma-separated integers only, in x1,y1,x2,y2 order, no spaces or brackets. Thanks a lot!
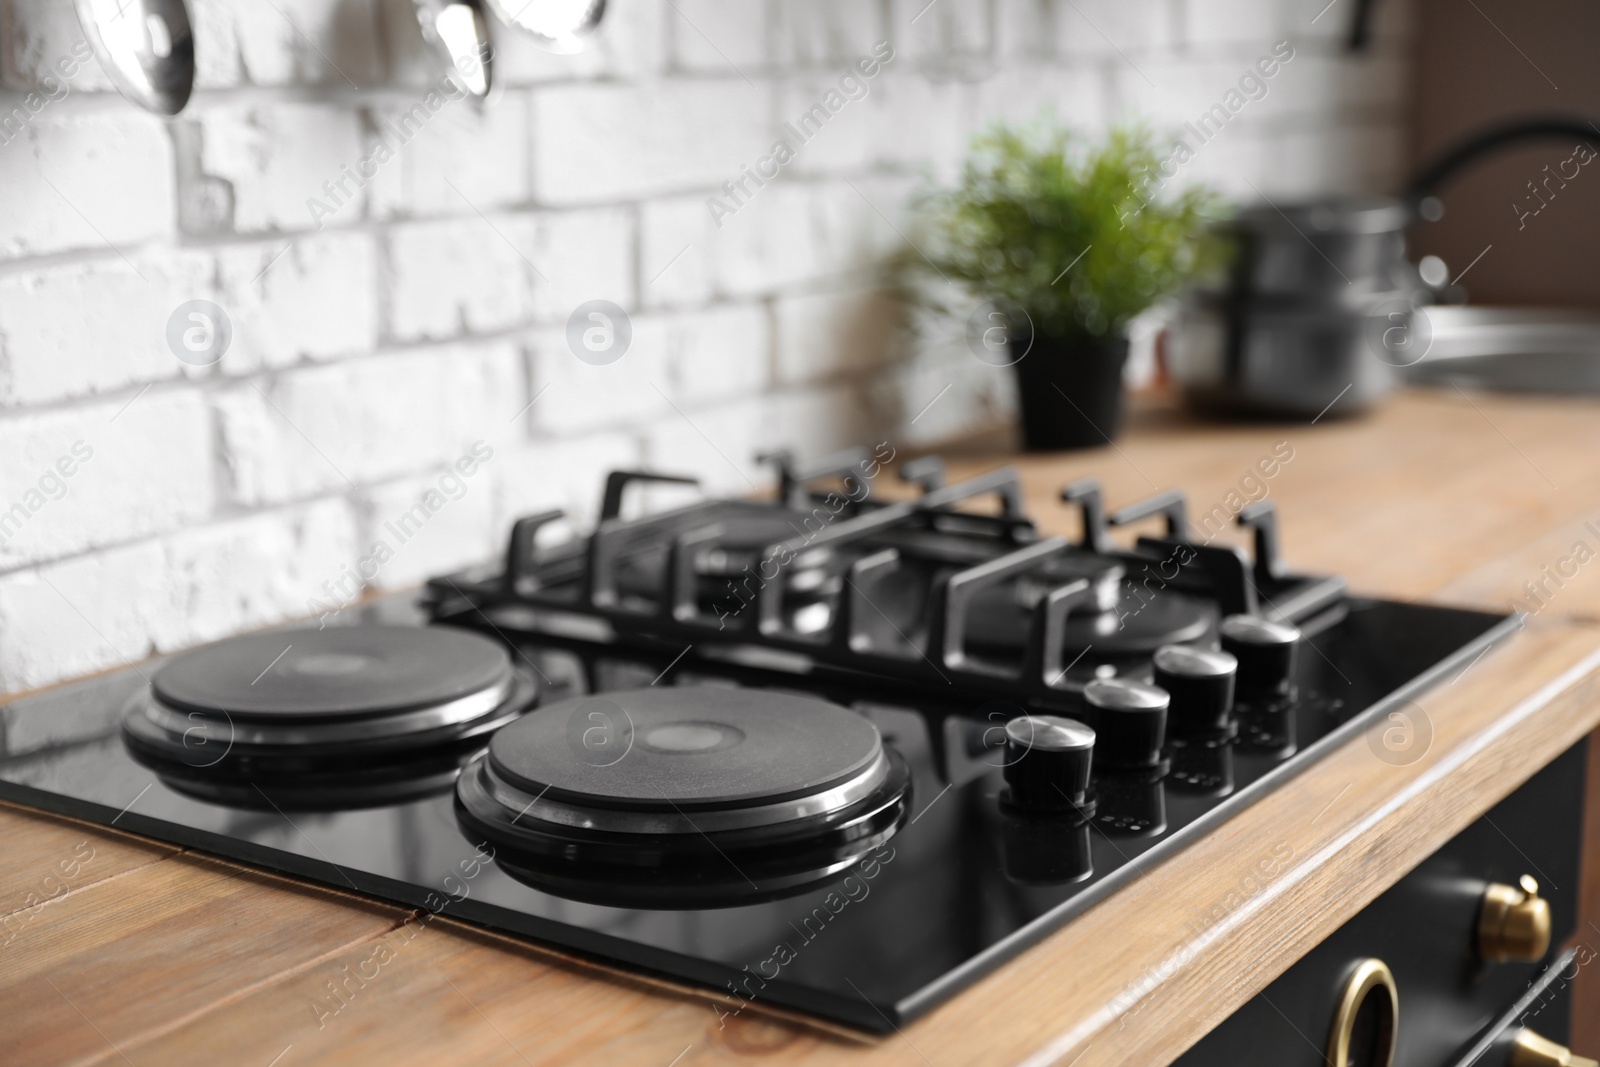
1172,289,1409,419
1223,199,1415,297
1172,116,1600,419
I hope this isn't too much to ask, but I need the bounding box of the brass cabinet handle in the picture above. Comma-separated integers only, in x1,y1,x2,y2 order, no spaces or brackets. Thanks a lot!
1510,1029,1600,1067
1327,958,1398,1067
1479,875,1553,963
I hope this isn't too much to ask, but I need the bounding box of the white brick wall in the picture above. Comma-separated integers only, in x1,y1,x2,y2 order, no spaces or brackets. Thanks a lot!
370,92,531,216
387,220,532,341
0,0,1415,692
0,111,174,256
531,79,773,204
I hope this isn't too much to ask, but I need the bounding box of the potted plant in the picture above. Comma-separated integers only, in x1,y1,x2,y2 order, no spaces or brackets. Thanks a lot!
913,122,1223,451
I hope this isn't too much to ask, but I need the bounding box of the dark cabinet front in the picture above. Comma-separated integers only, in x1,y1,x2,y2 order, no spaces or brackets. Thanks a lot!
1178,737,1591,1067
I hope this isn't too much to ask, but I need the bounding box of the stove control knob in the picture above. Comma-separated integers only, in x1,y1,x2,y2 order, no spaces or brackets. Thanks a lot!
1001,715,1094,811
1510,1029,1599,1067
1219,615,1300,705
1479,875,1552,963
1153,645,1237,739
1084,679,1169,770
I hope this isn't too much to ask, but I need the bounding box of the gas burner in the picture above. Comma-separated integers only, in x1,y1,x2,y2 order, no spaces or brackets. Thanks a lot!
454,687,911,907
431,461,1350,701
122,625,536,802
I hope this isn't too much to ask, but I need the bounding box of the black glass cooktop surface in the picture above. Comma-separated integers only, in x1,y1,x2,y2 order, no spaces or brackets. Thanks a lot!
0,595,1511,1032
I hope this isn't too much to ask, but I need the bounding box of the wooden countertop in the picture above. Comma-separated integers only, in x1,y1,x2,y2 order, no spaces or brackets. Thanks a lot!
7,387,1600,1067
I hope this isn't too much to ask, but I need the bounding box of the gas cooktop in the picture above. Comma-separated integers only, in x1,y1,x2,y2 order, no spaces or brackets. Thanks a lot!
0,449,1514,1032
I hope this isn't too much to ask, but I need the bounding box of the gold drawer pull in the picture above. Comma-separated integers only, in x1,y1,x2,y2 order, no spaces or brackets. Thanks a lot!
1479,875,1553,963
1327,958,1398,1067
1511,1028,1599,1067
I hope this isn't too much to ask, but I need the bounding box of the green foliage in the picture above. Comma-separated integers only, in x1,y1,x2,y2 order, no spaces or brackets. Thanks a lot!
914,121,1226,341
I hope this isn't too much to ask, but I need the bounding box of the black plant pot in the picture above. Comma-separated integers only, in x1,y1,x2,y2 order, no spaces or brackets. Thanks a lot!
1011,335,1130,451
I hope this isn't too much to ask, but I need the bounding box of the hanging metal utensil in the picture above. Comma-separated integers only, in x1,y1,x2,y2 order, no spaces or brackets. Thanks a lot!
484,0,605,54
411,0,495,97
73,0,194,116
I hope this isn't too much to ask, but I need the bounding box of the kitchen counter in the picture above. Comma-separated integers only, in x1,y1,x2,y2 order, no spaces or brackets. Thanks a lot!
6,387,1600,1067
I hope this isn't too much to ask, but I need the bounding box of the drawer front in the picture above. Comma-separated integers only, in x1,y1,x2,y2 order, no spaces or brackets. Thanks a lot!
1177,737,1588,1067
1450,948,1583,1067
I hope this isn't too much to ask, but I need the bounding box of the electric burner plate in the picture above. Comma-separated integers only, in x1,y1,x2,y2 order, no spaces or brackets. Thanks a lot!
152,625,513,721
487,687,884,809
122,626,536,787
456,686,913,905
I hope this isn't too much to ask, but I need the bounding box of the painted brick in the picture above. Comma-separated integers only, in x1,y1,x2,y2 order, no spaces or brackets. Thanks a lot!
892,341,1014,447
1176,123,1270,199
528,321,676,435
1053,0,1178,61
1237,52,1407,122
493,432,641,532
709,182,838,296
0,499,358,691
1171,51,1315,128
713,177,914,298
528,207,635,322
0,111,174,258
641,392,774,498
494,0,668,85
215,232,380,371
668,0,768,72
971,64,1107,137
765,382,876,457
165,498,359,643
888,0,998,82
773,288,904,386
530,79,772,205
640,197,716,308
655,302,770,404
771,0,887,68
358,460,498,590
387,218,532,342
215,341,521,506
1112,58,1291,130
771,69,890,176
191,0,385,89
195,102,364,234
366,90,530,219
0,251,210,405
0,0,111,91
0,389,214,571
1185,0,1284,48
375,0,441,91
1262,121,1386,200
0,540,171,689
858,74,970,174
996,0,1058,60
